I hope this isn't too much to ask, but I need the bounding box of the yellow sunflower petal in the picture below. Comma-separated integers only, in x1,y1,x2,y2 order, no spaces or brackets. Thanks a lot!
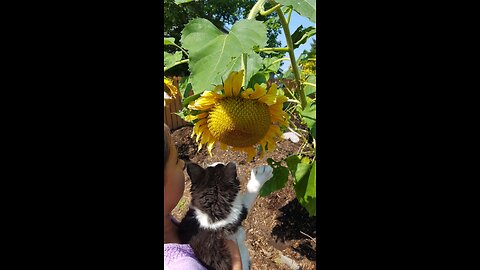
232,70,244,96
207,141,215,156
259,87,277,105
188,91,222,110
250,84,267,99
223,72,235,97
185,112,208,122
241,88,255,99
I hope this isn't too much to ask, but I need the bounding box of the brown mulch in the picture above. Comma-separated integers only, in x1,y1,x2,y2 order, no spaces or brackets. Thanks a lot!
171,125,316,270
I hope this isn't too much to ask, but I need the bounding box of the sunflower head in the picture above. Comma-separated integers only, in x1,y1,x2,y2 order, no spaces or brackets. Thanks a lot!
164,77,179,107
186,70,288,161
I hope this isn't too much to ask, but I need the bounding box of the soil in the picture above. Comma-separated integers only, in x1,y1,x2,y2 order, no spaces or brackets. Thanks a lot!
171,125,316,270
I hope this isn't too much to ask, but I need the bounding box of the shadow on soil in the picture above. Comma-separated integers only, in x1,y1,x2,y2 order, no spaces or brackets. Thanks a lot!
271,198,317,261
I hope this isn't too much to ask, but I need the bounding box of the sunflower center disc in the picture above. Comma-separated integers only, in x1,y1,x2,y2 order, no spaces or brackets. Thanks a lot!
207,97,271,147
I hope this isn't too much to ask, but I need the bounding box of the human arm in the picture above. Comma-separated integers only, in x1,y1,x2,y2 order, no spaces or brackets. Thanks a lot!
225,239,243,270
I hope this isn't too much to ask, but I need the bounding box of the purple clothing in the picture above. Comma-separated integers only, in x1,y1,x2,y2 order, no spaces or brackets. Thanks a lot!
164,243,206,270
164,215,206,270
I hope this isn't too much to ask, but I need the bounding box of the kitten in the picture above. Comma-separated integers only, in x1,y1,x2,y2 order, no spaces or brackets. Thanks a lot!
178,162,273,270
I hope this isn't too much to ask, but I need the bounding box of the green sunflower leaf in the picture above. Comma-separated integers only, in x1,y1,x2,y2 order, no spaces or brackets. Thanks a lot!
291,26,316,50
303,161,316,216
164,37,177,46
276,0,316,23
181,18,267,94
223,52,263,88
286,155,316,216
304,75,316,96
247,72,269,89
262,57,282,73
164,51,183,70
259,158,290,197
298,100,316,138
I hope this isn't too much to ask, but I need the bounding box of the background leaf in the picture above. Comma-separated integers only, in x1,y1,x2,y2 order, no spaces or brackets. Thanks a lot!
298,100,316,138
304,75,316,96
164,37,177,46
175,0,196,4
286,155,316,216
164,51,183,70
181,18,267,94
259,158,289,197
291,26,316,49
276,0,316,23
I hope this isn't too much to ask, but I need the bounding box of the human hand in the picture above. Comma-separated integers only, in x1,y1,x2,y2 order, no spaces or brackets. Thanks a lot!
225,239,242,270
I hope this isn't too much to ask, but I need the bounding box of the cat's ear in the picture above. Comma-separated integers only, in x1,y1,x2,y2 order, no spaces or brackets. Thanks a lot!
225,162,237,178
186,162,204,182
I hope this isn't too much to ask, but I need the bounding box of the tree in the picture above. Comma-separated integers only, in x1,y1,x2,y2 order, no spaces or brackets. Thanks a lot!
164,0,282,76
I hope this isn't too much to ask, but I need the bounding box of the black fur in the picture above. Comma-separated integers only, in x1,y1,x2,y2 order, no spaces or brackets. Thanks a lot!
178,162,248,270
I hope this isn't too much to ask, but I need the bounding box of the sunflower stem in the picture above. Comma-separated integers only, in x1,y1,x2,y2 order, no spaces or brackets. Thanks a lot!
260,3,281,16
273,1,307,110
247,0,268,20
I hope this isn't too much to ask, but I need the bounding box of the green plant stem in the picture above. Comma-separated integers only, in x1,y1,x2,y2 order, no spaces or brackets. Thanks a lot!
241,53,248,87
260,3,281,16
255,47,289,52
173,44,189,58
286,7,292,24
164,59,189,72
247,0,268,19
302,82,316,87
274,2,307,109
243,0,268,87
271,57,290,65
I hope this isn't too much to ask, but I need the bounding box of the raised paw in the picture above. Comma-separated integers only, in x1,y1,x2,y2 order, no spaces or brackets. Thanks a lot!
248,165,273,191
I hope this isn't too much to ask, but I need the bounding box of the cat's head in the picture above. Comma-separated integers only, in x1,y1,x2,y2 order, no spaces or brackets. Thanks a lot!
185,162,240,222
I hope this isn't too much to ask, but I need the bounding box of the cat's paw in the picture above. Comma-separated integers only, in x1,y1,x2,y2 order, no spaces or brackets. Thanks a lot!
247,165,273,192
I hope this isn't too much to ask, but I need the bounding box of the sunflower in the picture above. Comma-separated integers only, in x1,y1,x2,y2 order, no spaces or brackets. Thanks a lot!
164,77,178,107
186,70,288,161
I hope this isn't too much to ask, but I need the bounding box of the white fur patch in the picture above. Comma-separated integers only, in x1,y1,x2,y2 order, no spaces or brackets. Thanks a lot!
193,193,244,230
208,162,226,167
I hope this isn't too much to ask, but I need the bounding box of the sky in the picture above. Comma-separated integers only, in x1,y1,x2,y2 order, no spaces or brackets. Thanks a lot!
278,11,316,70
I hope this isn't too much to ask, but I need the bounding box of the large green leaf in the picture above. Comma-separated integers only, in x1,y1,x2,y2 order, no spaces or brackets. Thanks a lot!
298,100,316,138
181,18,267,94
276,0,316,23
262,57,282,73
223,52,263,89
304,75,316,96
286,155,316,216
259,158,289,197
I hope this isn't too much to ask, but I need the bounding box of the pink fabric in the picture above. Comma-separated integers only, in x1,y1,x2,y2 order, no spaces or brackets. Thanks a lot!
164,243,206,270
164,215,206,269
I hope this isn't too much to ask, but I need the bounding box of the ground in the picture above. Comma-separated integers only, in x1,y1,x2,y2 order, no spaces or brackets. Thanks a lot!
171,125,316,270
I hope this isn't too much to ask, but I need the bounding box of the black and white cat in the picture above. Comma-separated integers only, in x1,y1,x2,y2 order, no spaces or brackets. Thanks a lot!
178,162,273,270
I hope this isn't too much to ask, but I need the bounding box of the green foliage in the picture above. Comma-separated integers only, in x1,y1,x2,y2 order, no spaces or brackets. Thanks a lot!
181,18,267,93
286,155,316,216
259,158,290,197
164,0,282,75
298,99,316,138
291,26,316,49
164,51,183,70
275,0,316,23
